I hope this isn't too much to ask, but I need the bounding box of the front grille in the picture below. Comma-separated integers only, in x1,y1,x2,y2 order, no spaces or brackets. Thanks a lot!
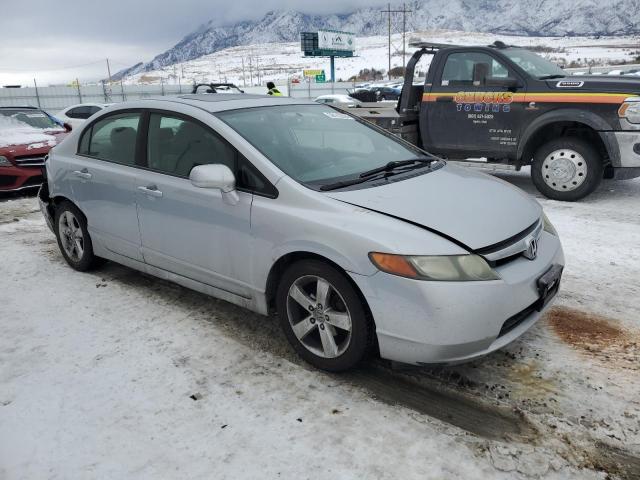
478,220,543,267
13,154,47,167
498,301,538,338
476,221,538,256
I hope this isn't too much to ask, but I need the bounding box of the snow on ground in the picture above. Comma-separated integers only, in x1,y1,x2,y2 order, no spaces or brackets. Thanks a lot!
1,174,639,479
0,117,58,149
122,29,640,86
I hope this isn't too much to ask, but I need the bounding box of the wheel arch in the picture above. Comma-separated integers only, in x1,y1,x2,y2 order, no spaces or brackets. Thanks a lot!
50,195,87,221
517,109,620,176
265,251,375,327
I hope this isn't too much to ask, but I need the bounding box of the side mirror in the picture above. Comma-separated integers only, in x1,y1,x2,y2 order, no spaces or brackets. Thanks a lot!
486,77,521,89
63,122,72,132
190,164,239,205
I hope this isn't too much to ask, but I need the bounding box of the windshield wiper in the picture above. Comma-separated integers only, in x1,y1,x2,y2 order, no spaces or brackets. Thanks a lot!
319,158,434,191
538,74,565,80
319,174,388,191
358,158,434,178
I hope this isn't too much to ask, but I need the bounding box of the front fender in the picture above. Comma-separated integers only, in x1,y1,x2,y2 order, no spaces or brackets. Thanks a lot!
269,240,378,277
518,108,621,167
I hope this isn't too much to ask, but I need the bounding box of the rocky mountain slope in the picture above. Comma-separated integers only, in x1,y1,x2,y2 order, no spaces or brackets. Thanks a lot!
114,0,640,79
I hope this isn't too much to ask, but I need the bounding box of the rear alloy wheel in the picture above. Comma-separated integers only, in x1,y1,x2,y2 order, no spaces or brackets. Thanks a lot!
54,201,103,271
531,138,603,201
276,260,373,371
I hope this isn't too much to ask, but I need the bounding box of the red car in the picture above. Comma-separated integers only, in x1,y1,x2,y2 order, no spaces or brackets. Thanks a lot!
0,106,71,192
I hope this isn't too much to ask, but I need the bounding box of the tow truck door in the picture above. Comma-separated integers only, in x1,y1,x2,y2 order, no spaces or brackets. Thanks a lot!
423,49,526,158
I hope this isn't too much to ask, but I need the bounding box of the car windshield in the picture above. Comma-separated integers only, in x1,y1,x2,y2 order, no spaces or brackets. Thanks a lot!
501,49,566,78
0,109,62,130
216,104,436,187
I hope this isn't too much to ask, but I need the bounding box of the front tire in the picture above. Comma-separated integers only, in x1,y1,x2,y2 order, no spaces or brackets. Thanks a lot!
276,260,374,372
54,201,103,271
531,137,603,201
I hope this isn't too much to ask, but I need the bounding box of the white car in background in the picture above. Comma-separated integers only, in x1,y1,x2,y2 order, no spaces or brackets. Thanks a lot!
56,103,113,129
314,95,362,108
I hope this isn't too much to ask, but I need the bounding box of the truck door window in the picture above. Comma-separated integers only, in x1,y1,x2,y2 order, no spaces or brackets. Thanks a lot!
441,52,510,87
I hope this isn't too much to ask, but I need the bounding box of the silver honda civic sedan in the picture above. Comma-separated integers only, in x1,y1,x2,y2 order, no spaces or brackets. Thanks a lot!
39,94,564,371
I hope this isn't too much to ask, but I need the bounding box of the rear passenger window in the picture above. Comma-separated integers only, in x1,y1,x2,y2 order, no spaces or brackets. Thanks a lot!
68,106,93,119
147,113,235,177
79,112,141,166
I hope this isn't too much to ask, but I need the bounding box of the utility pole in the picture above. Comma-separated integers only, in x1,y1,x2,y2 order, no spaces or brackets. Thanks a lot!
381,3,412,79
402,3,411,71
241,57,246,87
106,58,112,84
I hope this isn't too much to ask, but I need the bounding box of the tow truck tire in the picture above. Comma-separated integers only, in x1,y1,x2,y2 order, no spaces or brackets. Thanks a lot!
531,137,603,201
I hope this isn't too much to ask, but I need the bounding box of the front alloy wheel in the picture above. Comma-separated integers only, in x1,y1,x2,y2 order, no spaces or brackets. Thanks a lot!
276,260,374,371
287,275,353,359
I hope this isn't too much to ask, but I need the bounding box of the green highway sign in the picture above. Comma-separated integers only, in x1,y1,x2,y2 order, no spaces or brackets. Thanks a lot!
315,73,326,83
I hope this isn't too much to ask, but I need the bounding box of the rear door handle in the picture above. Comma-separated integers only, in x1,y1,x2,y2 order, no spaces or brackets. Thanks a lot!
73,169,92,180
138,185,163,198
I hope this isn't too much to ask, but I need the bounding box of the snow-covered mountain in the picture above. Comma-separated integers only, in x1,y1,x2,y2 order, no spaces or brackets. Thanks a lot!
114,0,640,79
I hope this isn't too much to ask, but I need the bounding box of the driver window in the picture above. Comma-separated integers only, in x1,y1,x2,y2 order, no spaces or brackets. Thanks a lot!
441,52,510,87
147,113,235,177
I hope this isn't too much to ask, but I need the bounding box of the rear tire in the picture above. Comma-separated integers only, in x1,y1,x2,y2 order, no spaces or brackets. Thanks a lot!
531,137,603,201
276,260,374,372
54,201,103,271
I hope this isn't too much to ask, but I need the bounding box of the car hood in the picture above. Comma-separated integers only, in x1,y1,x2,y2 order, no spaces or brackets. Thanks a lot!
549,76,640,95
0,129,67,156
324,164,541,251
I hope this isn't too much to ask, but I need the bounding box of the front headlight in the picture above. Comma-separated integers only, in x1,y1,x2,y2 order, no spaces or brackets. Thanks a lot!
542,212,558,236
369,252,500,281
618,98,640,124
0,155,13,167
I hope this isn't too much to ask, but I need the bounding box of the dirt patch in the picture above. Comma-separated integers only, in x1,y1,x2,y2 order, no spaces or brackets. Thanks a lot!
507,361,557,400
546,306,639,371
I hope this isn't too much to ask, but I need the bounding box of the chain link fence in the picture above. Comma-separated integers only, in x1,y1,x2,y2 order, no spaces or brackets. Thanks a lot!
0,83,288,112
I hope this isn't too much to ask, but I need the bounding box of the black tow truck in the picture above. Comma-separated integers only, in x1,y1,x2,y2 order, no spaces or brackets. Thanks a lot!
352,41,640,201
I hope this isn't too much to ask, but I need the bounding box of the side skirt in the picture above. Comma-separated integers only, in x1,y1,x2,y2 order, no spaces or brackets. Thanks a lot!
95,245,270,316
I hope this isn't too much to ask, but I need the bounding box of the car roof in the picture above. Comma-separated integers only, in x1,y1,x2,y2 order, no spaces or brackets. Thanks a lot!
137,94,316,113
0,105,40,110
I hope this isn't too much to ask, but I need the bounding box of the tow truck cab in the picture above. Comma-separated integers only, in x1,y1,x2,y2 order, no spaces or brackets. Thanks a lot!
357,41,640,201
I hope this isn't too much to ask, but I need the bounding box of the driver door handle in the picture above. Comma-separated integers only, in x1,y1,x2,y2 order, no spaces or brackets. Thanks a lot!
138,185,163,198
435,96,454,103
73,168,92,180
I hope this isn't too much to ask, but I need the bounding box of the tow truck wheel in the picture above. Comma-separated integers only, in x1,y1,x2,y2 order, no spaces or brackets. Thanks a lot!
531,138,603,201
